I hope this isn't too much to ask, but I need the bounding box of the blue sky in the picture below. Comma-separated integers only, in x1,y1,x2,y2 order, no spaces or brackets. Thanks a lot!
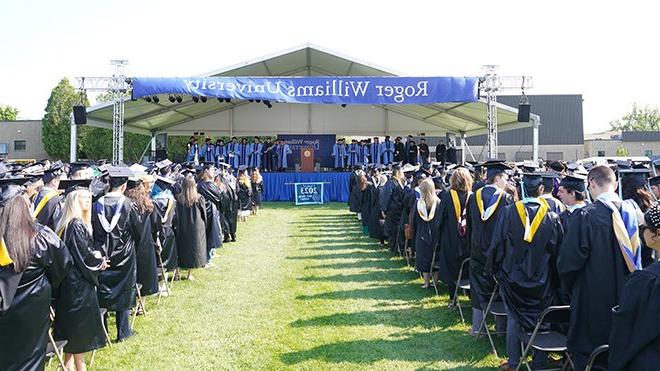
1,0,658,134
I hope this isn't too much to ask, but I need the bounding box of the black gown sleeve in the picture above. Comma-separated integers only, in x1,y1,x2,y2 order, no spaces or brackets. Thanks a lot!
486,204,511,276
557,208,590,293
35,226,73,289
67,220,104,286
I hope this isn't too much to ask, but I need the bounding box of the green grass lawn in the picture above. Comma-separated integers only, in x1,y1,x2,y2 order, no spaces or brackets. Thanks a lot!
76,202,503,370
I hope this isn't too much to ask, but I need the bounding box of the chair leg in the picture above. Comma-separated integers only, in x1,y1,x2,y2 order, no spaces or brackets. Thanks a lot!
453,285,464,322
101,316,113,348
90,350,96,367
478,287,499,357
48,330,66,370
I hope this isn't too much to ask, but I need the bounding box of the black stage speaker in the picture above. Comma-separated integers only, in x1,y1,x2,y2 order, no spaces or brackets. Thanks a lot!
447,148,457,164
73,105,87,125
518,103,531,122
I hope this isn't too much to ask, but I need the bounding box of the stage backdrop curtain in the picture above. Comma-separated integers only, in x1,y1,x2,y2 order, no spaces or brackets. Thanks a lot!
262,172,351,202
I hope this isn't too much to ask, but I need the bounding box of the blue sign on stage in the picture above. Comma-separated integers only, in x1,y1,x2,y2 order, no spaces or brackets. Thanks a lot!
278,134,336,169
294,182,324,205
131,76,478,105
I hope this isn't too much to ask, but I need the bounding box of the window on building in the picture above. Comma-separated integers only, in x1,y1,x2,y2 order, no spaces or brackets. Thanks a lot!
597,150,605,157
0,143,8,156
14,140,26,151
515,151,533,161
497,152,506,161
546,152,564,161
645,150,653,157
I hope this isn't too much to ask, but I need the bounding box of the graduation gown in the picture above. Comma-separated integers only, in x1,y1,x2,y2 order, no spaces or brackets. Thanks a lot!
225,178,239,238
488,202,563,330
437,190,470,288
412,198,443,273
153,195,178,271
609,261,660,371
238,182,252,213
379,179,405,245
418,143,430,163
557,201,632,364
175,198,208,269
467,185,512,309
407,144,418,165
54,219,107,354
366,184,386,241
348,172,361,212
92,193,140,312
394,142,405,163
0,226,72,371
197,180,224,249
251,180,263,207
398,187,418,252
32,187,63,231
134,208,159,296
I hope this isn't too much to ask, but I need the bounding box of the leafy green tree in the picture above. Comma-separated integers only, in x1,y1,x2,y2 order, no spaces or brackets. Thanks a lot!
42,78,84,159
610,104,660,132
615,145,629,157
0,105,19,121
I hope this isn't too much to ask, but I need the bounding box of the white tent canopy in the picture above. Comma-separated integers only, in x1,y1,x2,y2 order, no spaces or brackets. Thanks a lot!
85,44,539,139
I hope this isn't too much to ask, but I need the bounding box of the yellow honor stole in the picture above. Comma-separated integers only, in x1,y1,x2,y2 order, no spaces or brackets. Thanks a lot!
515,198,549,243
0,238,13,267
33,190,58,218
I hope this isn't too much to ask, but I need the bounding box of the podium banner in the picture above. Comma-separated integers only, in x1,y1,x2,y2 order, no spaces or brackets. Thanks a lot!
279,134,336,169
294,182,325,205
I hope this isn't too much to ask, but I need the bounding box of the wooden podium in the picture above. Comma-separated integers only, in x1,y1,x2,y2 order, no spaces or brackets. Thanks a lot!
300,147,315,172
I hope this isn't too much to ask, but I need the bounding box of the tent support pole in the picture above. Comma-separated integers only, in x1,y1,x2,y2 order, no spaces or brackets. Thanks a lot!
532,120,540,162
69,113,77,162
230,108,234,138
384,109,389,136
460,132,467,164
307,104,312,134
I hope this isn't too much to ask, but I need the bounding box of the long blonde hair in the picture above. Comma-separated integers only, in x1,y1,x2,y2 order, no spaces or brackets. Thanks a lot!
55,189,92,235
419,178,438,208
177,175,200,207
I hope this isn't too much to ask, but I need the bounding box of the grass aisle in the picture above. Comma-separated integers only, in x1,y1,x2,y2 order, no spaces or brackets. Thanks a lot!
84,203,502,370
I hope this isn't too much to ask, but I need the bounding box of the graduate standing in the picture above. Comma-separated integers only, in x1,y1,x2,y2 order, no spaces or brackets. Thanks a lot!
488,173,564,371
197,165,224,260
214,139,227,166
93,166,141,342
417,138,430,164
380,166,406,253
33,163,65,230
437,168,473,299
175,175,208,275
201,138,215,163
394,137,405,163
239,138,250,167
412,178,442,288
250,169,263,215
557,165,640,369
556,174,588,228
370,137,381,165
466,161,513,335
380,136,395,165
609,203,660,371
275,139,292,171
227,137,240,169
0,178,73,371
152,174,178,273
53,180,108,371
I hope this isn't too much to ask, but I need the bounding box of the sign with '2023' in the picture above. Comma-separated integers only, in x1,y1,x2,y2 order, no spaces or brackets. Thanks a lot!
294,182,324,205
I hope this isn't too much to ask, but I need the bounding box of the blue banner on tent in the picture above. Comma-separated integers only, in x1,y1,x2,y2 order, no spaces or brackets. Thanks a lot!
131,76,478,105
278,134,336,169
294,182,324,205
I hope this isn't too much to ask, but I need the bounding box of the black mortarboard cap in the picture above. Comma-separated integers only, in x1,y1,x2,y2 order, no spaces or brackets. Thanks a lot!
155,175,176,187
484,160,512,178
546,160,566,173
521,173,543,188
559,174,587,193
107,166,133,179
43,162,65,183
620,167,650,189
58,178,93,195
68,161,91,176
155,159,173,169
650,176,660,187
0,176,32,187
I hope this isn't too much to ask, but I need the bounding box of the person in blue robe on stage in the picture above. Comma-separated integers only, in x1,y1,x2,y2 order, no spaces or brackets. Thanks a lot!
380,135,395,165
275,139,292,171
227,137,240,169
358,139,368,165
200,138,215,163
347,139,360,168
186,137,199,163
370,137,381,165
214,139,227,166
249,137,263,169
239,138,250,167
332,138,346,170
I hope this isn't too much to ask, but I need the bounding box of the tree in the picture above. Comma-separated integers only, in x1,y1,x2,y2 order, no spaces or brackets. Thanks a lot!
616,145,629,157
610,104,660,132
0,105,19,121
42,78,83,159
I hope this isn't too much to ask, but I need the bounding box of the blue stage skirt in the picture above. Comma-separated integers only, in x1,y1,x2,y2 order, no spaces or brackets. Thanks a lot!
262,172,351,202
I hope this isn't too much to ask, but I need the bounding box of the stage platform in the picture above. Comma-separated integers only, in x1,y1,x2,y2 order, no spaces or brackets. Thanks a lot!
262,172,351,202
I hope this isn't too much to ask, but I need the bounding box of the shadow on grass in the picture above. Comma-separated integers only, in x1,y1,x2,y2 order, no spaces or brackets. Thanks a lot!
279,329,500,367
298,269,416,283
299,243,374,251
287,251,384,260
295,282,437,302
290,305,459,330
306,259,402,270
